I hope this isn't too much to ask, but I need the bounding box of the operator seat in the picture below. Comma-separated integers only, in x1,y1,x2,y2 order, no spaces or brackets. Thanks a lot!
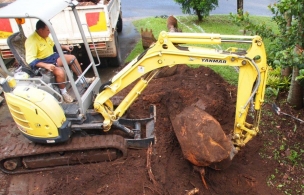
7,32,36,77
7,30,56,79
7,31,68,83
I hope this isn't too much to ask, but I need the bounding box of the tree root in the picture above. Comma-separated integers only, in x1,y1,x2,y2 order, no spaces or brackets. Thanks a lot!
193,166,209,189
146,143,162,195
185,188,199,195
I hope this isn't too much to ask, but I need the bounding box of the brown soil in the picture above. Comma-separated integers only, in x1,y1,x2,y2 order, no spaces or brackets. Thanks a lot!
0,65,303,195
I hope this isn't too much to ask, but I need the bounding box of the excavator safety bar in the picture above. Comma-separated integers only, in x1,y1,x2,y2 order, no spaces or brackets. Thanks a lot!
94,31,269,149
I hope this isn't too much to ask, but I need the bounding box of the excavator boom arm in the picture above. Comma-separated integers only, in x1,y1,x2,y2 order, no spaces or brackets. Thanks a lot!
94,31,269,148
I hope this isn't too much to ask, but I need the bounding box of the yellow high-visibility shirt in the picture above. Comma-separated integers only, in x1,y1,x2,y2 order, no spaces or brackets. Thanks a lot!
25,31,54,65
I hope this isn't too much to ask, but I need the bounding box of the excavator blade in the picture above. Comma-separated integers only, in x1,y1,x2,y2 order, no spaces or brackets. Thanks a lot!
171,105,237,170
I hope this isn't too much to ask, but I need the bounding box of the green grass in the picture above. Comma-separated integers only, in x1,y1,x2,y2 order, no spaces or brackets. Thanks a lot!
125,17,167,62
126,15,275,85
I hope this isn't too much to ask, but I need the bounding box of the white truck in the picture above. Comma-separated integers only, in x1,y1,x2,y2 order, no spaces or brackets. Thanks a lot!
0,0,122,67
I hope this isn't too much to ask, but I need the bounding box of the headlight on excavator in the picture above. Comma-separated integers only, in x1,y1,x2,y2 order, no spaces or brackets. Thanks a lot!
6,76,16,88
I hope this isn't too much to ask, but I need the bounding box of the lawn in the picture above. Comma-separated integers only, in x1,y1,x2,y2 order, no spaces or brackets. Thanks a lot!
126,15,276,85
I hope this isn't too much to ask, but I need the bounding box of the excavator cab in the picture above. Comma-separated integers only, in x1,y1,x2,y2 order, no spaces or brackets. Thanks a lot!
0,0,155,173
0,0,102,120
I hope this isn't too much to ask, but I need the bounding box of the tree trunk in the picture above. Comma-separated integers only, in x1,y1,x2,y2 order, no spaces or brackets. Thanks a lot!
281,67,291,78
287,66,303,109
237,0,243,15
195,8,203,21
280,13,292,79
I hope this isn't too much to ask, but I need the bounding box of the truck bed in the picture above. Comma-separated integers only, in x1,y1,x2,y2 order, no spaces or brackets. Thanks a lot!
0,0,120,51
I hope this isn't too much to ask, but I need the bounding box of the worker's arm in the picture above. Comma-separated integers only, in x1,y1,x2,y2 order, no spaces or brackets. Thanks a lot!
26,41,55,72
25,33,56,70
61,45,73,53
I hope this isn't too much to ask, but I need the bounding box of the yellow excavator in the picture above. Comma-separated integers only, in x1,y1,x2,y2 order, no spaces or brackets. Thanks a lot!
0,0,268,174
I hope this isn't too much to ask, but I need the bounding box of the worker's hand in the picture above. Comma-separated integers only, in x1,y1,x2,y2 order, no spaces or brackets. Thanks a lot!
62,45,73,52
45,64,56,72
68,45,74,51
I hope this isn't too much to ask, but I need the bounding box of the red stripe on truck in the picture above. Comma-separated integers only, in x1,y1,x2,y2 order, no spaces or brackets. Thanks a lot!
86,12,99,27
0,18,13,32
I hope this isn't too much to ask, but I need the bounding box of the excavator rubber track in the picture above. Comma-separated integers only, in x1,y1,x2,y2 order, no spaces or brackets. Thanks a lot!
0,134,127,174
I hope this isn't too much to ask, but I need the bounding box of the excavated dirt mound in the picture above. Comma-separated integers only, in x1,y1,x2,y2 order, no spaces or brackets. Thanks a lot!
0,65,284,195
43,65,280,195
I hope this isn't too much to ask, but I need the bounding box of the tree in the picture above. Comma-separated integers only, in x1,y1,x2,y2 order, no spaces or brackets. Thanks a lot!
269,1,304,109
230,0,304,109
174,0,218,21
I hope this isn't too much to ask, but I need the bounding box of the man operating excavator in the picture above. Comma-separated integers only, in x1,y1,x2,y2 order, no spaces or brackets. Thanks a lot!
25,20,95,103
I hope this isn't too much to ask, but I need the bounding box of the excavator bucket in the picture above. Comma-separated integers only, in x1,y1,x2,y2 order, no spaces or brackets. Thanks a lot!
140,15,181,50
141,28,156,50
141,16,181,78
171,105,237,170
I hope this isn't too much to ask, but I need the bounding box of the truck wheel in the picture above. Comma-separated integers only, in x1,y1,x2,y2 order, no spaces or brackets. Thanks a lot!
107,31,122,67
116,14,123,33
